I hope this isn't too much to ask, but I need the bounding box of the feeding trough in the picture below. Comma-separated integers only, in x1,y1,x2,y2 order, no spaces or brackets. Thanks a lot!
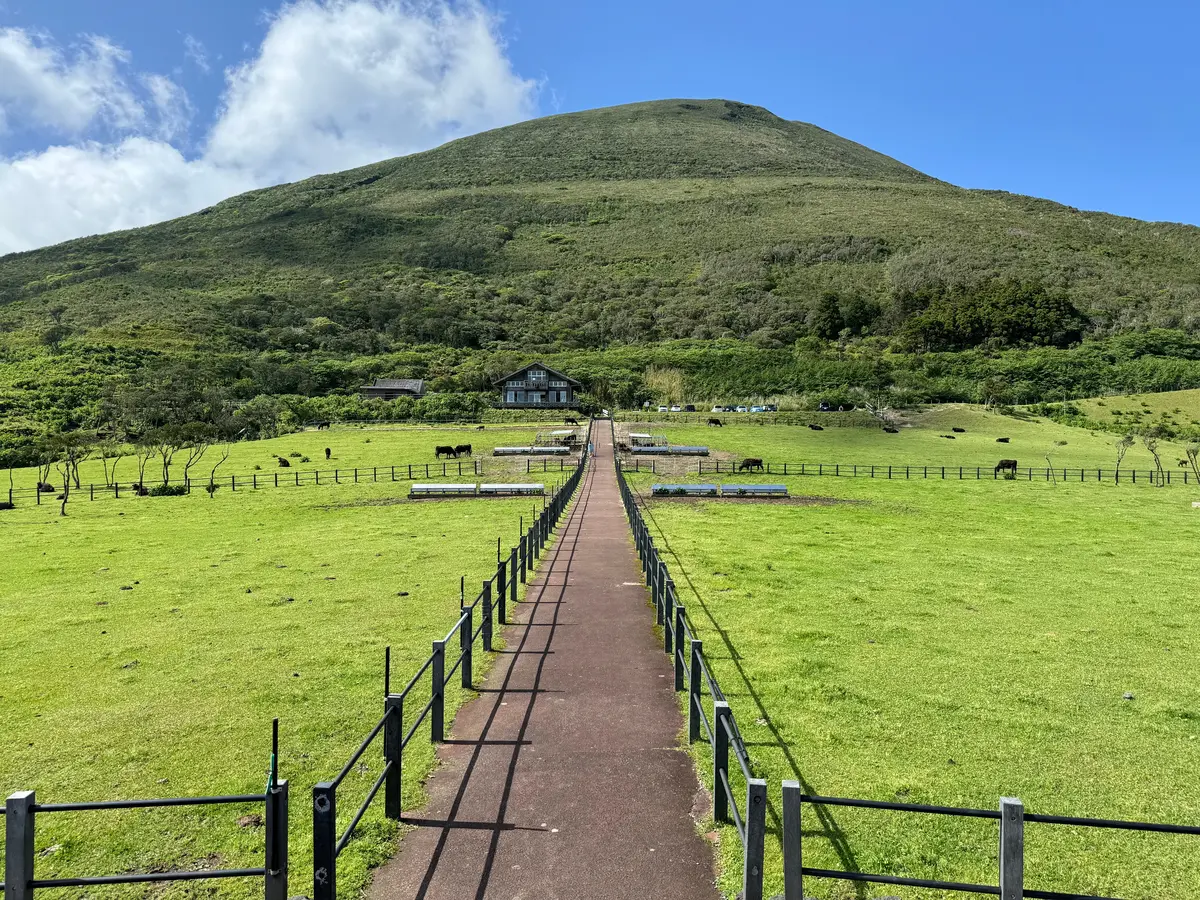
479,483,545,496
410,483,478,498
721,484,788,497
652,483,719,497
632,445,709,456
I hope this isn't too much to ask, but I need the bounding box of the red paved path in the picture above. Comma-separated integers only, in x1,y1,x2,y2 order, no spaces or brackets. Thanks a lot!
368,424,718,900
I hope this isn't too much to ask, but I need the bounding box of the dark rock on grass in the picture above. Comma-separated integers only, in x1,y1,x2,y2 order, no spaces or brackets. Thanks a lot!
120,585,133,591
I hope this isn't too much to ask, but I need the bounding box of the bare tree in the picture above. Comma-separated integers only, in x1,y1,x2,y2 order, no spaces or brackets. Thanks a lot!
99,440,126,487
1114,432,1134,477
1142,428,1166,486
133,439,156,491
206,443,232,498
1187,443,1200,483
54,460,70,516
181,425,215,491
1045,446,1057,484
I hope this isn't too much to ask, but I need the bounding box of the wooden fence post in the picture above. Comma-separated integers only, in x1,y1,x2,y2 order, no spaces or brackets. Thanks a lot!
743,778,767,900
713,701,731,823
312,783,336,900
431,640,445,742
482,581,493,652
689,640,703,743
782,780,803,900
674,603,686,690
6,790,35,900
265,779,289,900
383,695,403,819
461,608,473,689
999,797,1024,900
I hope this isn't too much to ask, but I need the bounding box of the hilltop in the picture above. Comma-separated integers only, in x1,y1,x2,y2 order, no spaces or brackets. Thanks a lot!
3,98,1200,458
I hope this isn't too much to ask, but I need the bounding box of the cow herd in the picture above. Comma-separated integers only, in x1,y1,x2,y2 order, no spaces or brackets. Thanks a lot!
435,444,473,459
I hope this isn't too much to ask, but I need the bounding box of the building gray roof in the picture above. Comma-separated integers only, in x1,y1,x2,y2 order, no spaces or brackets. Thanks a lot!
363,378,425,392
492,362,582,386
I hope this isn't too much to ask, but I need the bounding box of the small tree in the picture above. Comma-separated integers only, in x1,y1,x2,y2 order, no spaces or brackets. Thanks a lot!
99,439,126,487
180,424,216,490
1187,443,1200,483
1142,427,1166,486
54,460,70,516
207,443,232,498
133,439,157,490
1114,432,1134,476
151,426,187,486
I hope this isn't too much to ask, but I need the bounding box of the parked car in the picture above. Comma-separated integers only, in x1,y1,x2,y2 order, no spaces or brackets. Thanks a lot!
735,405,748,413
711,406,724,413
750,405,765,413
764,404,778,412
684,404,696,412
670,405,682,412
657,406,668,413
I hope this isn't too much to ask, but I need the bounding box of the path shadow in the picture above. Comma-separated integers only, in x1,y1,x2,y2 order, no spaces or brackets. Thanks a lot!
637,486,868,898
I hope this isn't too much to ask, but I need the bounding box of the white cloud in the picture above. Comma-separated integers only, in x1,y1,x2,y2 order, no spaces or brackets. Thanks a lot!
0,28,146,136
183,34,210,73
0,1,537,255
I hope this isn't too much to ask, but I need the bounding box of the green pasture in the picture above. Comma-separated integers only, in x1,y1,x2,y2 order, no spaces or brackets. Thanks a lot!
2,421,585,494
1073,388,1200,432
623,405,1196,471
0,479,554,898
628,472,1200,899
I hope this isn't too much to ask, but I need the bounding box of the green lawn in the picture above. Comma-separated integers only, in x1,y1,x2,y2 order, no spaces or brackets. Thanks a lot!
2,422,574,494
621,405,1196,472
0,479,554,898
629,472,1200,898
1073,388,1200,433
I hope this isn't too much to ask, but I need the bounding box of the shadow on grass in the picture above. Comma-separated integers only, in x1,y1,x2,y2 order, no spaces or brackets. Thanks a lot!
637,486,868,899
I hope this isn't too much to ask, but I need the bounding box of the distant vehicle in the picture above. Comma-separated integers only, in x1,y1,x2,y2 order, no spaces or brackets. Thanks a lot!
736,405,748,413
711,406,724,413
750,406,765,413
657,406,668,413
684,404,696,412
764,404,778,412
670,405,682,412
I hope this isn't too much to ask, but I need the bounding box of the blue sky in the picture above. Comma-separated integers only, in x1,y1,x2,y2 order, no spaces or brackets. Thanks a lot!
1,0,1198,253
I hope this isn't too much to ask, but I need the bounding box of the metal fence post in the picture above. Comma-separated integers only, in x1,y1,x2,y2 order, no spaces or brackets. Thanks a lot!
714,701,731,822
744,778,767,900
497,558,508,624
6,790,35,900
689,640,703,742
510,548,518,607
673,603,686,690
461,608,473,689
383,695,403,819
664,578,675,655
781,780,803,900
265,779,289,900
520,533,527,584
482,581,493,652
431,640,445,742
1000,797,1024,900
312,783,336,900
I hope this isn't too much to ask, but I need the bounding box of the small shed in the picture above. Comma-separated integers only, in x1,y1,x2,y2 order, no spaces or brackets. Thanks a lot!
360,378,426,400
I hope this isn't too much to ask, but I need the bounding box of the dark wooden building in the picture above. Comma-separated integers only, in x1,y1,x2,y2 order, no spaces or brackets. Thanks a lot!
359,378,427,400
494,363,581,408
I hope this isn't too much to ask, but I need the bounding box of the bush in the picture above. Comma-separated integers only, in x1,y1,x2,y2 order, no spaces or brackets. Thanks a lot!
148,484,188,497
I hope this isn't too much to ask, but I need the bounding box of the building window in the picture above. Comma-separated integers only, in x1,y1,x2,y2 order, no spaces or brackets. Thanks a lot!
549,380,566,388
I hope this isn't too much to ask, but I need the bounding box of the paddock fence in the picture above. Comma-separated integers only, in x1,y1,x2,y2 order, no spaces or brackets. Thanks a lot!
781,785,1200,900
614,444,767,900
4,723,289,900
618,457,1197,486
311,429,590,900
3,457,582,506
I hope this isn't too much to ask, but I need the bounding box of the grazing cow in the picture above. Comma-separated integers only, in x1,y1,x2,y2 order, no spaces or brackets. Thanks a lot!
0,501,14,511
708,418,723,427
808,424,824,431
564,417,581,426
314,421,331,430
995,459,1019,475
435,445,458,459
1180,459,1190,467
324,447,331,460
277,457,290,468
37,481,55,492
132,483,149,496
996,437,1010,443
454,444,472,456
475,425,485,431
738,458,764,472
952,427,966,433
883,427,899,434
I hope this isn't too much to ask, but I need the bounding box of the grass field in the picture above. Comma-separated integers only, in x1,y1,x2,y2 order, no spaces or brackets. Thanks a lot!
621,405,1197,472
0,478,557,898
627,470,1200,899
1073,388,1200,433
1,423,578,495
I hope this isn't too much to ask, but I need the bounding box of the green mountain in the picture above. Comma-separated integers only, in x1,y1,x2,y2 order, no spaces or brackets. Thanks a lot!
3,98,1200,458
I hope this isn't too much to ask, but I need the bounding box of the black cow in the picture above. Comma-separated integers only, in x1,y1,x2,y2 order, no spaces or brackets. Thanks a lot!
995,459,1019,475
996,437,1010,443
952,427,966,433
564,417,581,426
708,418,723,427
324,447,332,460
277,457,290,468
808,424,824,431
454,444,472,456
435,445,458,459
1180,459,1191,467
314,421,331,430
738,458,764,472
883,427,899,434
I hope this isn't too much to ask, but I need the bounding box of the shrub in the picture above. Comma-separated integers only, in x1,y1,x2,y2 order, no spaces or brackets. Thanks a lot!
288,451,303,458
148,484,188,497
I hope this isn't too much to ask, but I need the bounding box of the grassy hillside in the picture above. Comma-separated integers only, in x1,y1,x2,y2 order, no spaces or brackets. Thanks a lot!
4,98,1200,454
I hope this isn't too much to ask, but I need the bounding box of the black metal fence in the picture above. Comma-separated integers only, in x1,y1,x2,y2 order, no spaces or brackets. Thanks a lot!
311,432,590,900
4,722,288,900
781,784,1200,900
3,457,585,505
614,448,767,900
670,459,1195,486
